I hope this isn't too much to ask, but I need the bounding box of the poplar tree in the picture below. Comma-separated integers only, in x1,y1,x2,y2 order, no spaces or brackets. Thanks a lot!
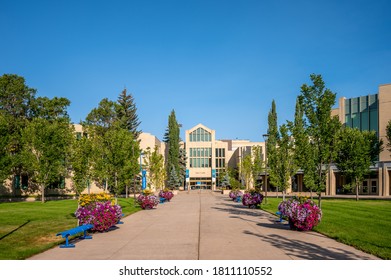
144,146,166,190
288,97,317,198
272,124,297,200
70,133,93,196
178,147,187,188
251,145,264,192
299,74,341,208
266,100,279,199
240,153,253,190
164,110,180,189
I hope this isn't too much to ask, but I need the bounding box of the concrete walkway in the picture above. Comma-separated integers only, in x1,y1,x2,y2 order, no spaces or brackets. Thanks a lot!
29,190,378,260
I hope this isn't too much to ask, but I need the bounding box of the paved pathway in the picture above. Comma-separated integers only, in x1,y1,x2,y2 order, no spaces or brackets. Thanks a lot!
29,190,378,260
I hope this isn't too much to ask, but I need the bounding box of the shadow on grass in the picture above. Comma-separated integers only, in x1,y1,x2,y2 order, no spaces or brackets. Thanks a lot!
0,220,31,241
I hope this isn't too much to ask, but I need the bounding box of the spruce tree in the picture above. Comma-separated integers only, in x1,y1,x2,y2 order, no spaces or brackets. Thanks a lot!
116,88,141,138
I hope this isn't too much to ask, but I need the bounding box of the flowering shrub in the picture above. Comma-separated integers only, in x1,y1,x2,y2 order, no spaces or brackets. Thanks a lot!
242,191,264,208
136,194,159,209
78,193,114,207
278,197,322,231
75,201,122,232
159,189,174,201
229,190,243,201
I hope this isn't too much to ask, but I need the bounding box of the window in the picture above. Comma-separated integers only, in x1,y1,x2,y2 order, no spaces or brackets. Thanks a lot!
189,128,211,142
189,147,212,168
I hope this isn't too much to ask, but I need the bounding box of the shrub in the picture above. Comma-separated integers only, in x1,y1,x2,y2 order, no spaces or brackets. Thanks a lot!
242,191,264,208
136,194,159,209
229,190,243,201
75,201,122,232
78,193,114,207
278,197,322,231
159,189,174,201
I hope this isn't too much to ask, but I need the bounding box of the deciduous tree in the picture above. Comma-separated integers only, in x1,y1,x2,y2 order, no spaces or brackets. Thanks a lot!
299,74,341,207
335,127,383,201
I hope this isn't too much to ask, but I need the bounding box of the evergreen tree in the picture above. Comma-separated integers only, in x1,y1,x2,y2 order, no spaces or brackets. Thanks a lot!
116,88,141,138
164,110,180,189
168,165,180,189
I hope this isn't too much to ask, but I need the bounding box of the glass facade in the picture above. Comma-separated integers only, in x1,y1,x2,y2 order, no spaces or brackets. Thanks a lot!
189,127,211,142
344,94,378,136
189,147,212,168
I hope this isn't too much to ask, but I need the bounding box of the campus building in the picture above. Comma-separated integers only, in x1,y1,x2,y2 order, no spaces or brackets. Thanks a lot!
1,85,390,199
328,83,391,196
184,123,264,190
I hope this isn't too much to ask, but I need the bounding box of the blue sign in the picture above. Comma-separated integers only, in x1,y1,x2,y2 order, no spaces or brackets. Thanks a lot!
142,170,147,190
186,169,189,178
212,169,216,178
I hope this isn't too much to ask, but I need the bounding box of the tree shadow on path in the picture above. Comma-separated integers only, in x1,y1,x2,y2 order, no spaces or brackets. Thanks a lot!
243,230,374,260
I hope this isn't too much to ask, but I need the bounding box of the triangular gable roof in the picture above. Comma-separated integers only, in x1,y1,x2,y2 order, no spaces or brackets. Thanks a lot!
187,123,213,133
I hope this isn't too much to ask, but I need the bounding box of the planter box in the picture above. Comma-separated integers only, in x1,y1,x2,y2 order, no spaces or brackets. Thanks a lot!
221,190,231,195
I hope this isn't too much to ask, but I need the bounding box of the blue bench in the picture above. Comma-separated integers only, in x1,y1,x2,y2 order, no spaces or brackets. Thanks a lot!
159,197,166,203
117,214,124,224
276,211,283,222
56,224,93,248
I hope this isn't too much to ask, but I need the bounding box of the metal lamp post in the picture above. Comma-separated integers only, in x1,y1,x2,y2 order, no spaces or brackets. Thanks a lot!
262,133,269,204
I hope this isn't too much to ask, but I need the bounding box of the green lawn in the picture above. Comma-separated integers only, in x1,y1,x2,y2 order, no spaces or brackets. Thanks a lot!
0,198,140,260
260,197,391,259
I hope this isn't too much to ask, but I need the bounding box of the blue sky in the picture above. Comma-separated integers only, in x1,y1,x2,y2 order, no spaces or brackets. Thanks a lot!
1,0,390,142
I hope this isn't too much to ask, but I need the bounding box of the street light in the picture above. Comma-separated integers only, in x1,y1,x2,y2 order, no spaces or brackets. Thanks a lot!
262,133,269,204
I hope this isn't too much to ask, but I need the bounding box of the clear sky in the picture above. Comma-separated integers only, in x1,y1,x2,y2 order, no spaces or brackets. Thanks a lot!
1,0,390,142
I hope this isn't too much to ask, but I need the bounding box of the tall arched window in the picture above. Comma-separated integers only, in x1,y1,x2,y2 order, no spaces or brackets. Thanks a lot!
189,127,211,142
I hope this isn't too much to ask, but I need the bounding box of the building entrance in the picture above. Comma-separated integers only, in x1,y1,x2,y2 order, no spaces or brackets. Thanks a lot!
190,177,212,189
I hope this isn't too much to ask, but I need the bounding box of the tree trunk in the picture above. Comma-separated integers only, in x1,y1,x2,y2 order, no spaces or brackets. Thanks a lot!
310,190,313,199
282,190,286,201
41,184,45,203
356,180,359,201
115,172,118,205
318,192,322,209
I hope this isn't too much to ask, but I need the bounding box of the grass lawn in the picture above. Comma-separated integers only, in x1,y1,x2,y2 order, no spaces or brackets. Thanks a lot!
0,198,140,260
260,197,391,260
